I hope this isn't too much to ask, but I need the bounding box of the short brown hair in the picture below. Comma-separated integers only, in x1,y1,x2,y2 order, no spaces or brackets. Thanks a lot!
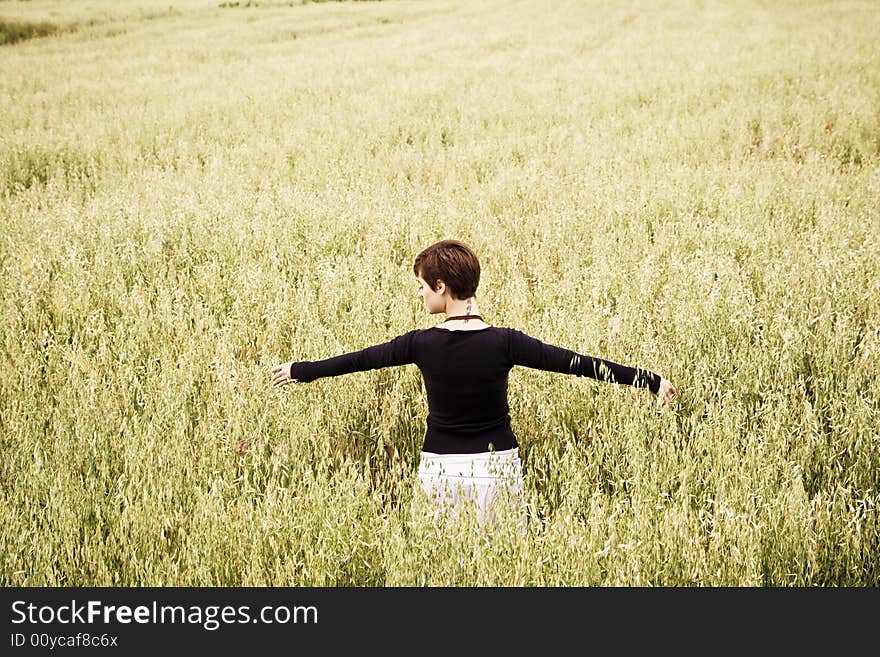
413,239,480,300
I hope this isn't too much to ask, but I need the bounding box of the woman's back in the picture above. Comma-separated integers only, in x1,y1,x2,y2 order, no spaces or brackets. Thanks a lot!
417,326,520,453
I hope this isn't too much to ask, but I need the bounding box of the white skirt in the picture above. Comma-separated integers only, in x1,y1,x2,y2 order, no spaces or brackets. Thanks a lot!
415,447,526,527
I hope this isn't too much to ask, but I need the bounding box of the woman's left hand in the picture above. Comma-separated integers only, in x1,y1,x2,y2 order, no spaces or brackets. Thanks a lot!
270,362,298,388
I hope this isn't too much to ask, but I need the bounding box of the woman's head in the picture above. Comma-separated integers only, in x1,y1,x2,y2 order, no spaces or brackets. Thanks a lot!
413,240,480,312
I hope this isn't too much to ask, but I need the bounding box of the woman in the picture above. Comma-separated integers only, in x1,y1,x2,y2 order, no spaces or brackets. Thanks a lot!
270,239,677,527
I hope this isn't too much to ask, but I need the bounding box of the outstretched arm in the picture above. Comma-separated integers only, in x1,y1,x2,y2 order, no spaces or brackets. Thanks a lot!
508,328,676,402
270,329,419,388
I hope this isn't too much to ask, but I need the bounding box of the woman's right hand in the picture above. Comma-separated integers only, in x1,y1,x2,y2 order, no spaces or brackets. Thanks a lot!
657,377,677,407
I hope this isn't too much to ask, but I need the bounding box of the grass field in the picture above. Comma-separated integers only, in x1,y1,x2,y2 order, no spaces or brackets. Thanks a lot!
1,0,878,585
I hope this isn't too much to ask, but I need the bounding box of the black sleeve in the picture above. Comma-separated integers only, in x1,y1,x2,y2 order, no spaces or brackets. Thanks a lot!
507,328,661,393
289,329,419,383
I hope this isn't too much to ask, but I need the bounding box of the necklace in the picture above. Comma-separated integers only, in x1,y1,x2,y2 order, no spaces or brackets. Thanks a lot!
444,314,483,322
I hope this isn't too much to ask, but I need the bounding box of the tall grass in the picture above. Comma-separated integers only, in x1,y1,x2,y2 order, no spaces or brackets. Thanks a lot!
1,0,878,585
0,19,60,46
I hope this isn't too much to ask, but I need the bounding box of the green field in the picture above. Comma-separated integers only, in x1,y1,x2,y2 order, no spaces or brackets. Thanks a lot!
1,0,878,585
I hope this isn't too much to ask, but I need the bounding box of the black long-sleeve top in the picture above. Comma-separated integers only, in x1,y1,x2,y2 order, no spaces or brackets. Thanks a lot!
289,326,661,454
